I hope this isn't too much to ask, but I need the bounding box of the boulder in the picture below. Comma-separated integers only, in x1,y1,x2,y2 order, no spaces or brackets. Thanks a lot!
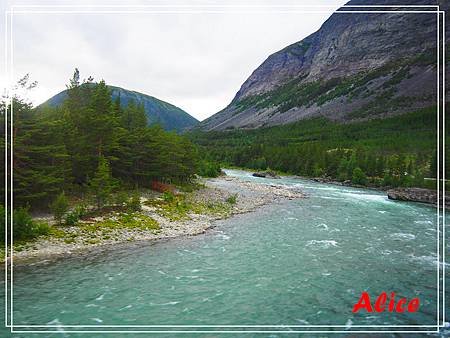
387,188,450,207
252,170,281,179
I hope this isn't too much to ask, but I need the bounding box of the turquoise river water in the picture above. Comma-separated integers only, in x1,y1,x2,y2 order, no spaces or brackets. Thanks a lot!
2,169,449,337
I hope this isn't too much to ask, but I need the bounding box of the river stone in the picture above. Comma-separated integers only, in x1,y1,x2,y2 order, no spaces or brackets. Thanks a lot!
252,170,281,179
387,188,449,207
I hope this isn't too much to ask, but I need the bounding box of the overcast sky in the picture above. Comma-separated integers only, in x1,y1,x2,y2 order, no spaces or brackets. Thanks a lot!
1,0,346,121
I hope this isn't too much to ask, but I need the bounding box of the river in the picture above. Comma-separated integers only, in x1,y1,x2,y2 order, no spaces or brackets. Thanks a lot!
2,169,449,336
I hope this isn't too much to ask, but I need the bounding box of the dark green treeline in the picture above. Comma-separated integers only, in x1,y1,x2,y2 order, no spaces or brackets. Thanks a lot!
189,106,449,189
1,70,200,209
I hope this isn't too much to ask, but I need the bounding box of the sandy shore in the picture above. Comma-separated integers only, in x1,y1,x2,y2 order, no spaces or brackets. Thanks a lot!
10,175,303,264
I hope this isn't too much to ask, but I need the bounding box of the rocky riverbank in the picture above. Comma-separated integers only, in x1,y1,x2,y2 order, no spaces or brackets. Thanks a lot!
9,176,304,264
311,176,449,208
387,187,450,208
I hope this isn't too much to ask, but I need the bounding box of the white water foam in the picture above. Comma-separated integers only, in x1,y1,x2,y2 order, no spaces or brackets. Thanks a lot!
47,318,62,325
315,223,329,231
390,233,416,241
306,240,338,249
217,234,230,240
414,220,433,225
319,196,343,200
47,319,67,336
119,304,133,310
408,254,450,268
341,192,389,204
345,318,353,329
150,301,180,306
90,318,103,323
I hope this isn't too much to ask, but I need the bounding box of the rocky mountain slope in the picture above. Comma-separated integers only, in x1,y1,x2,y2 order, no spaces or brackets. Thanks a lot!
200,0,447,131
42,85,198,132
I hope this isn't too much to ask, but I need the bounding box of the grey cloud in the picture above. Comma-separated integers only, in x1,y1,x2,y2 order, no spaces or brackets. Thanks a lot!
2,0,346,120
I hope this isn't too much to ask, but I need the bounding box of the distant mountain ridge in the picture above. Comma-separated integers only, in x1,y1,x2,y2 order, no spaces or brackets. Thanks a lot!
42,85,199,132
200,0,448,131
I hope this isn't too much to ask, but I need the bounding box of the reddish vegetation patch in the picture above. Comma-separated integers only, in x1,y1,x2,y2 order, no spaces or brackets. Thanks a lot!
151,180,175,193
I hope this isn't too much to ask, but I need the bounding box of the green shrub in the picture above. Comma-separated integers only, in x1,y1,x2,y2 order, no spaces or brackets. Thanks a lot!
197,161,222,178
226,194,238,205
126,192,141,212
13,207,35,239
50,192,69,225
382,173,393,187
115,191,129,206
400,174,414,187
12,207,50,240
32,222,51,236
162,191,175,203
64,212,79,226
64,203,88,226
313,164,324,177
352,167,367,185
74,204,88,218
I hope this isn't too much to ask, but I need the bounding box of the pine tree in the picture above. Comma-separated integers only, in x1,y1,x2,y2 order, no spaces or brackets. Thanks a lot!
13,97,71,207
87,80,118,157
89,156,116,208
121,100,147,131
63,69,96,184
50,192,69,225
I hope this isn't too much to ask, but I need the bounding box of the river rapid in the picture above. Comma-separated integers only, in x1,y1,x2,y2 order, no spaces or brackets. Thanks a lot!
2,169,449,337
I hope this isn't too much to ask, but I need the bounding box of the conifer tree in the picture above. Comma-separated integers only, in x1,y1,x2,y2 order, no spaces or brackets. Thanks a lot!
12,95,71,207
89,156,116,208
87,80,118,157
121,100,147,131
50,192,69,225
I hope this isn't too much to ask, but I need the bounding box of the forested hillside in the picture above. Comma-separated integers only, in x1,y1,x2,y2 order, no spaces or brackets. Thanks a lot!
42,81,199,132
190,106,448,188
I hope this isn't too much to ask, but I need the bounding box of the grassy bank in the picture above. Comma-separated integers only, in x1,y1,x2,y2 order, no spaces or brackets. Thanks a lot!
3,180,240,263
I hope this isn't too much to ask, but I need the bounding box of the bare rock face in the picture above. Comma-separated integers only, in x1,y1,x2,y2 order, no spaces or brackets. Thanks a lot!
387,187,450,207
200,0,448,131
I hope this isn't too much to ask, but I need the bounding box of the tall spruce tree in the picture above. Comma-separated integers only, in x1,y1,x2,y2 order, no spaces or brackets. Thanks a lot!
12,97,71,207
121,100,147,131
89,156,116,208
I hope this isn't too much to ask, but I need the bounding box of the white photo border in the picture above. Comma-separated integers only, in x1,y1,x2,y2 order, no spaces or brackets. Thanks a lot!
3,3,446,334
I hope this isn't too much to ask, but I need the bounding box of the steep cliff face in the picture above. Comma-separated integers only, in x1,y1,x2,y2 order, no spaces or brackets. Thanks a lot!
43,86,198,132
200,0,446,131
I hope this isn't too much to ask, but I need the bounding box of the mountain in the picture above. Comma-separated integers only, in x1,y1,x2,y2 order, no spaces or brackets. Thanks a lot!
200,0,447,131
42,85,199,132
